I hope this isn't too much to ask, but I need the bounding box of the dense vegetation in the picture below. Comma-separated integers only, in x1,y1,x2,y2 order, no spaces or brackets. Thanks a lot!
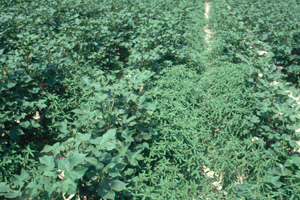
0,0,300,199
214,0,300,85
208,0,300,198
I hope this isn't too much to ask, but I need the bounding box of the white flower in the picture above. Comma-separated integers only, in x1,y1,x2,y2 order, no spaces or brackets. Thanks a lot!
258,73,263,78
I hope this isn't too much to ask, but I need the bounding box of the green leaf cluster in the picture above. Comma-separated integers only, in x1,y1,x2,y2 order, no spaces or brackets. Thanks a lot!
207,0,300,198
0,0,205,199
3,0,300,199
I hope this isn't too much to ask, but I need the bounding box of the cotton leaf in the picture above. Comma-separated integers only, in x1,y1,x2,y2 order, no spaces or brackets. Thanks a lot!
110,180,127,192
0,182,10,193
39,155,55,169
69,153,87,169
65,166,88,180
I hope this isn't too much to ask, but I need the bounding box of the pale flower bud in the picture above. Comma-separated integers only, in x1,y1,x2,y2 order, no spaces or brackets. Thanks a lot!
258,73,263,78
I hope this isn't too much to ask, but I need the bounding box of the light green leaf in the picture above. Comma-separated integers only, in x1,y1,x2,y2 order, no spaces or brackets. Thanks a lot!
65,166,88,180
85,157,104,169
0,182,10,193
10,169,29,187
75,133,91,141
61,179,77,194
41,143,65,157
110,180,127,192
82,77,92,85
75,18,80,25
36,99,47,109
271,180,283,188
121,128,135,143
131,151,144,160
58,159,70,171
69,153,87,169
58,121,69,134
289,140,297,147
291,155,300,166
128,151,144,166
93,129,117,151
124,168,136,176
39,155,55,169
50,182,60,194
72,109,84,114
266,175,283,187
143,142,149,149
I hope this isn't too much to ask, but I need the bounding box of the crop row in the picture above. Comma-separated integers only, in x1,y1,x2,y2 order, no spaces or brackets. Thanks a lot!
0,0,205,199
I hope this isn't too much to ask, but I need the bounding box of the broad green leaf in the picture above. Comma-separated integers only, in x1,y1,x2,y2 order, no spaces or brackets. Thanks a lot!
50,182,60,194
0,182,10,193
4,190,21,198
92,129,117,150
295,171,300,178
36,99,47,109
117,142,131,156
100,179,112,190
72,109,84,114
61,179,77,194
289,140,297,147
58,121,70,135
266,175,283,187
41,143,65,157
26,182,39,197
69,153,87,169
272,164,292,176
31,120,41,128
271,180,283,188
98,188,115,199
75,133,91,141
291,155,300,166
10,169,29,187
82,77,92,85
58,159,70,172
130,151,144,161
143,142,149,149
65,166,88,180
124,168,136,176
9,126,25,140
110,180,127,192
112,163,126,172
39,155,55,169
85,157,104,169
121,128,135,143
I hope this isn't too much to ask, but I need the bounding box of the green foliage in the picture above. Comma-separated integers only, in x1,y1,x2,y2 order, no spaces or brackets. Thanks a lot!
2,0,299,199
210,0,300,85
0,0,205,199
208,0,300,198
131,63,259,199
